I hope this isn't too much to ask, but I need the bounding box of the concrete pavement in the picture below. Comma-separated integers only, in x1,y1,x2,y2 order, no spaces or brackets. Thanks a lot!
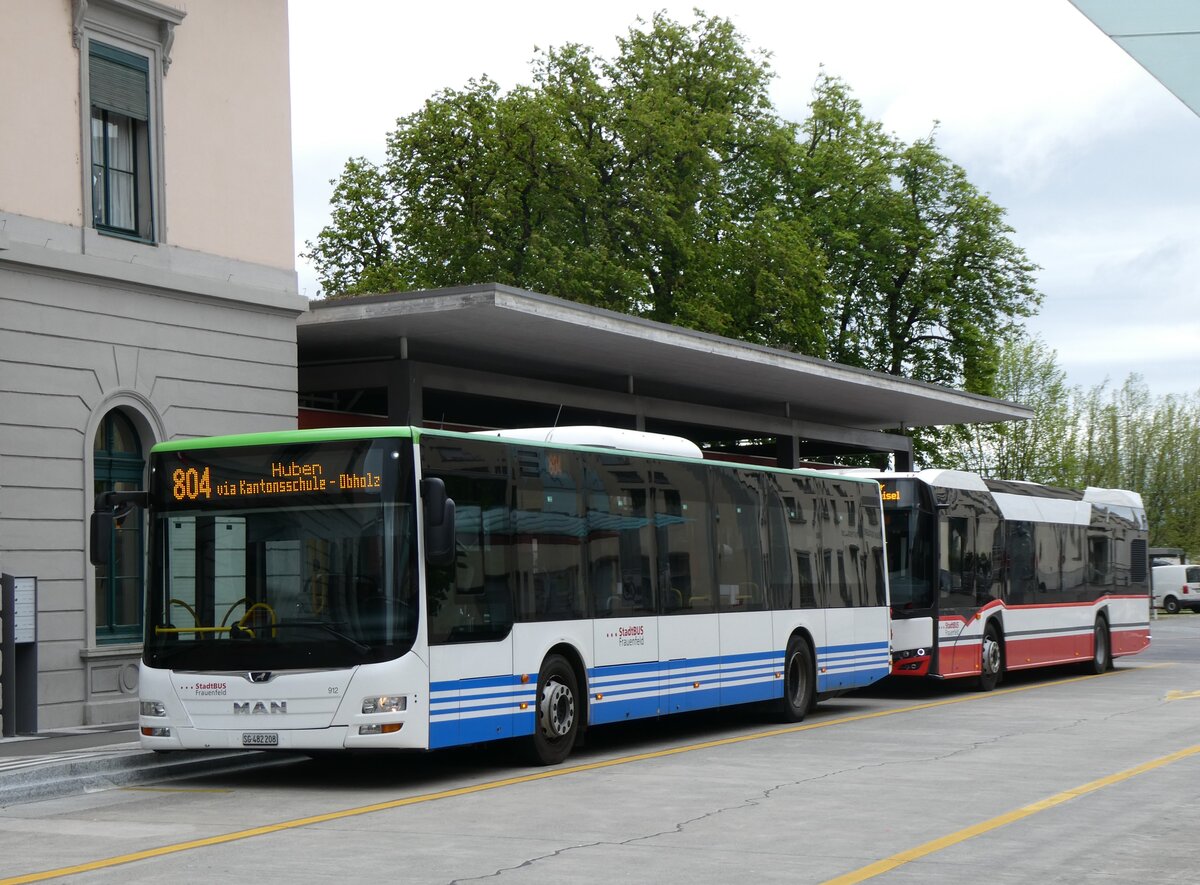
0,723,291,808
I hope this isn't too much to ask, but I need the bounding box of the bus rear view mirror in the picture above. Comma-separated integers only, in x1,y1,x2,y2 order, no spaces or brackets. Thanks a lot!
89,491,148,567
89,511,114,567
421,478,456,568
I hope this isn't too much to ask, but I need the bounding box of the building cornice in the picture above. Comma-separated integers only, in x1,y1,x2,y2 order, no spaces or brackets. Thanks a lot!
72,0,186,74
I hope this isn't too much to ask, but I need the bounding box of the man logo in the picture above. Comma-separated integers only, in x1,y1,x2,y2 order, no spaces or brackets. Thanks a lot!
233,701,287,715
250,671,272,683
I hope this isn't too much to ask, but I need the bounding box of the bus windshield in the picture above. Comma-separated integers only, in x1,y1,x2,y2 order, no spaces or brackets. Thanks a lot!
880,479,936,612
144,438,418,670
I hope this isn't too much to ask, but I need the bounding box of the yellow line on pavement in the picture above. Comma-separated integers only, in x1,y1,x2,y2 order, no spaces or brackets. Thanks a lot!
1166,689,1200,701
0,666,1140,884
823,743,1200,884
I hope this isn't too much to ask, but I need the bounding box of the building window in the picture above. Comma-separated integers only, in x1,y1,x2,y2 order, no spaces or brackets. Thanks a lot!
94,410,145,643
89,42,154,241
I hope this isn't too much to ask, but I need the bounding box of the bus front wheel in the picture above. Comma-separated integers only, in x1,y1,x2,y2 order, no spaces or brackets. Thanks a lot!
777,635,815,722
523,654,579,766
977,623,1003,692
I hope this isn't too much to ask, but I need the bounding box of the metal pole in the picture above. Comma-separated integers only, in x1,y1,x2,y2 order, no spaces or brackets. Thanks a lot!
1,574,15,737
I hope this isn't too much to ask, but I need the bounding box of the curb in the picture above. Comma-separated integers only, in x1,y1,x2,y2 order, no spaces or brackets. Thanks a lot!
0,747,302,808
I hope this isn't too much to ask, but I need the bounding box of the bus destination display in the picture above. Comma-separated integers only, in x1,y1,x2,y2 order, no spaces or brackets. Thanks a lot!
154,442,393,509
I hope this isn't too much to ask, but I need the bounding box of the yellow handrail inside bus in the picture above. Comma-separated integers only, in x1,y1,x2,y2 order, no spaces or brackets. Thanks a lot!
154,625,232,635
220,598,250,627
154,601,278,638
238,602,277,639
170,598,199,625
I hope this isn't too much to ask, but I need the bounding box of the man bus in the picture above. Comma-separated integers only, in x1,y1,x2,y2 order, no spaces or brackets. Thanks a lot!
93,425,892,764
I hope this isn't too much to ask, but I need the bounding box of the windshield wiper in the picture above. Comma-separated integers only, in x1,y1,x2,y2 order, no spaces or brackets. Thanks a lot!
266,620,371,654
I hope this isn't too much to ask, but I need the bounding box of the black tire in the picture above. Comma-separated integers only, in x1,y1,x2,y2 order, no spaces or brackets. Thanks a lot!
522,654,580,766
976,622,1003,692
1086,618,1111,674
777,635,815,722
1163,596,1180,615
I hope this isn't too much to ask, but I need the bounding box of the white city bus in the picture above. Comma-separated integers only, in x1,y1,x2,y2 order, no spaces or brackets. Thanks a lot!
851,469,1150,689
93,426,892,764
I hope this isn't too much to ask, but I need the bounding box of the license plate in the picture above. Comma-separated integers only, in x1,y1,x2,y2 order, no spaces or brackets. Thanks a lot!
242,732,279,747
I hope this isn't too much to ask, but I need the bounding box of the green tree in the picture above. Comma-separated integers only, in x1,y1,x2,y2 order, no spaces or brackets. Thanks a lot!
305,11,1040,391
941,334,1078,481
944,350,1200,556
794,75,1040,393
1072,377,1200,554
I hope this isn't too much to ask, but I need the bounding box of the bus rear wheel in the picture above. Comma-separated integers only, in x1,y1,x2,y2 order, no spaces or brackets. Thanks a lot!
777,635,815,722
976,623,1003,692
1087,619,1111,674
522,654,579,766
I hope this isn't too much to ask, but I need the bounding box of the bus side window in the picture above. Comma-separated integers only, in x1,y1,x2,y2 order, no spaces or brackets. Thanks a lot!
1036,524,1063,600
1006,521,1036,604
711,469,764,612
764,475,818,610
423,440,515,644
586,455,654,617
513,447,585,622
652,461,714,614
1062,524,1088,602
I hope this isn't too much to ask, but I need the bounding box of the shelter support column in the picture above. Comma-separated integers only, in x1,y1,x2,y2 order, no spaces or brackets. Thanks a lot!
385,360,423,426
776,435,801,469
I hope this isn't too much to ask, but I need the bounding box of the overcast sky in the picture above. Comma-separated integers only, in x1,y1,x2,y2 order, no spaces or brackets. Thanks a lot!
288,1,1200,398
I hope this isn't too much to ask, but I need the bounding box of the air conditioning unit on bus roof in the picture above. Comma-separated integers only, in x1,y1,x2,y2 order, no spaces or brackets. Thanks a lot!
470,426,704,459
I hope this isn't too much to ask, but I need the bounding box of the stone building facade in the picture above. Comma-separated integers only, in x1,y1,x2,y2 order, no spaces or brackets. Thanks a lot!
0,0,305,729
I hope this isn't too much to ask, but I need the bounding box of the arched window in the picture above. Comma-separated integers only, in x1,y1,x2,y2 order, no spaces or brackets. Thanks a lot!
94,410,144,643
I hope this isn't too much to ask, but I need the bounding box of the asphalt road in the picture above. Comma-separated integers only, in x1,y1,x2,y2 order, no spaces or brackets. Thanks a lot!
2,614,1198,884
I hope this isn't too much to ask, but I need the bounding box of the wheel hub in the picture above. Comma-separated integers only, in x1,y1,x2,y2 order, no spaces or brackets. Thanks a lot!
540,680,574,738
982,636,1001,675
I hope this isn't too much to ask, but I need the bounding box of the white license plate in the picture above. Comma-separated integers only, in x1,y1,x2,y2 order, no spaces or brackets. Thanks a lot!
242,732,279,747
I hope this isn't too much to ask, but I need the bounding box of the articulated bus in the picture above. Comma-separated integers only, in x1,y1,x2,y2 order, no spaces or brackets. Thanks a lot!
852,470,1150,689
92,426,891,764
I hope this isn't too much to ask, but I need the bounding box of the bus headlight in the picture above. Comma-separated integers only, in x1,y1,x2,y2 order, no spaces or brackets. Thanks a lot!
362,695,407,714
140,700,167,717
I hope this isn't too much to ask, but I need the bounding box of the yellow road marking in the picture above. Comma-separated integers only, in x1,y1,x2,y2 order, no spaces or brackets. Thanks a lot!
1166,689,1200,701
0,666,1146,884
823,743,1200,884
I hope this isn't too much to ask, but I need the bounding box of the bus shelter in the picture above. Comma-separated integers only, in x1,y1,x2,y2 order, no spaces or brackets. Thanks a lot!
296,283,1030,470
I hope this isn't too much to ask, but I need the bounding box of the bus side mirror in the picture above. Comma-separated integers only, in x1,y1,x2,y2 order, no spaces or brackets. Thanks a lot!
421,478,456,568
90,511,114,567
90,491,148,567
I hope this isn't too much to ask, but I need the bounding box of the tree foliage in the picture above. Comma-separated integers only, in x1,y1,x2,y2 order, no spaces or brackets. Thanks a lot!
792,79,1039,390
941,337,1200,556
305,11,1039,394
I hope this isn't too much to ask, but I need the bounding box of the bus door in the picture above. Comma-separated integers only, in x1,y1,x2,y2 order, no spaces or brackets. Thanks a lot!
934,488,1003,677
586,456,660,724
423,442,516,748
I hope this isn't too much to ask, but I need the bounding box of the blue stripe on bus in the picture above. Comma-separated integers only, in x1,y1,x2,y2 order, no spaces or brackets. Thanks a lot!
429,642,889,747
430,673,524,692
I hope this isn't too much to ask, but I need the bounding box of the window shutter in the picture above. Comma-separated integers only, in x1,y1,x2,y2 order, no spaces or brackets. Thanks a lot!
89,43,149,121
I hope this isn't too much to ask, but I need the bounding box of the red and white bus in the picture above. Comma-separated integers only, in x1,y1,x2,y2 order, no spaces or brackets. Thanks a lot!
854,470,1150,689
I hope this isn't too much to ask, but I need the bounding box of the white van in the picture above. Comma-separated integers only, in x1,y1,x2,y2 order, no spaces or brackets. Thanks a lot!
1152,564,1200,613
